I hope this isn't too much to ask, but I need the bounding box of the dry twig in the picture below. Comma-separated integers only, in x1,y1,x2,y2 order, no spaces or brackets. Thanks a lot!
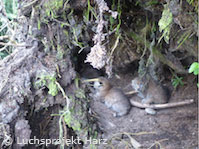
130,99,194,109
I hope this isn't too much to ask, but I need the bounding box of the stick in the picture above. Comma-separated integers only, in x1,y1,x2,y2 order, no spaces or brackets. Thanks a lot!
125,90,138,95
130,99,194,109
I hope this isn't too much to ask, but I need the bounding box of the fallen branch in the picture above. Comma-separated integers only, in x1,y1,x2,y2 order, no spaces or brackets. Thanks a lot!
125,90,138,95
130,99,194,109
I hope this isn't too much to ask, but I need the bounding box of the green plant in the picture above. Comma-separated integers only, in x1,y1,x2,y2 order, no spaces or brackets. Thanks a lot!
0,0,18,59
84,0,91,21
176,30,192,49
189,62,199,75
158,4,173,44
35,74,59,96
44,0,63,18
171,75,184,90
186,0,198,12
116,0,121,35
109,0,121,35
189,62,199,87
109,0,116,31
83,0,97,22
3,0,18,19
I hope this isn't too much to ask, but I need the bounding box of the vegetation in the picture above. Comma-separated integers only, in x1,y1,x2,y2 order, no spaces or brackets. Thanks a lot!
0,0,197,148
0,0,18,59
171,74,184,90
35,73,59,96
189,62,199,87
158,4,173,44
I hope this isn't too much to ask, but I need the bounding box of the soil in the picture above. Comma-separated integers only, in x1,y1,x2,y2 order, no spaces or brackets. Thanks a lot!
90,73,198,149
0,0,198,149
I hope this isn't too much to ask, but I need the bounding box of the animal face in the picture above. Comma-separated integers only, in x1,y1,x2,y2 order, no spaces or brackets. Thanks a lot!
131,77,145,92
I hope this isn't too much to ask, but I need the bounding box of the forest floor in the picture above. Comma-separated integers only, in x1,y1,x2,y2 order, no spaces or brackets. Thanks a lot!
90,73,198,149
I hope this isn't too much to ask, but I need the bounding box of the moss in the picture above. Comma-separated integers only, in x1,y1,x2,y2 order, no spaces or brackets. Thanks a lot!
72,120,81,131
158,4,172,44
34,73,59,96
64,109,81,131
62,93,100,148
75,89,86,99
64,112,72,127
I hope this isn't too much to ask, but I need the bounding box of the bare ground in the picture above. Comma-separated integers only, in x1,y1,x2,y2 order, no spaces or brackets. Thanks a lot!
90,74,198,149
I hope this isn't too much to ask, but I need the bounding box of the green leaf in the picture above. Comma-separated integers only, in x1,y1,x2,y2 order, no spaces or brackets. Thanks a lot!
158,4,173,44
189,62,199,75
171,76,184,89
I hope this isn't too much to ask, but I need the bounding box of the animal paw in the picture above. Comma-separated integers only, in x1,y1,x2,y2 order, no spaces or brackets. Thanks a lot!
145,108,156,115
